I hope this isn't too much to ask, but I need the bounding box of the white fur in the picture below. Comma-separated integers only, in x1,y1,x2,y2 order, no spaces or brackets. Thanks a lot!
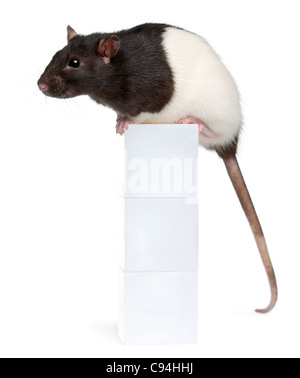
132,27,242,149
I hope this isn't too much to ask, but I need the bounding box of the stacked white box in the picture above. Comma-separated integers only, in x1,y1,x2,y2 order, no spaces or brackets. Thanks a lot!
119,124,198,344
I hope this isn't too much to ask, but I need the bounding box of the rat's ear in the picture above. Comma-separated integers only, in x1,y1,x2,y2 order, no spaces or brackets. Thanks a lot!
67,25,78,42
97,36,120,63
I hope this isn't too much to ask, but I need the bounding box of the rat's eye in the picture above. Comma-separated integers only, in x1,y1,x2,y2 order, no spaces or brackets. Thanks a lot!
68,58,80,68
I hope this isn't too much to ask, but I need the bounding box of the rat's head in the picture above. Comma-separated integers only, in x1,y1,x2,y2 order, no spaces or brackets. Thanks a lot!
37,26,120,99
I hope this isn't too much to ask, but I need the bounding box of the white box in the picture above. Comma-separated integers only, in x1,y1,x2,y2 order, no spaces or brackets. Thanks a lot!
125,124,198,198
123,198,198,272
119,271,198,345
119,124,199,345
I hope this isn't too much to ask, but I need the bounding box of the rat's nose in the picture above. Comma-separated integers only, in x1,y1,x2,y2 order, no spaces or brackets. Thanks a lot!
38,82,48,93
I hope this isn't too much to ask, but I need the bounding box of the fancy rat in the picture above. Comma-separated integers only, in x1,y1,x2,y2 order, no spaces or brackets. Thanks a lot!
38,23,277,313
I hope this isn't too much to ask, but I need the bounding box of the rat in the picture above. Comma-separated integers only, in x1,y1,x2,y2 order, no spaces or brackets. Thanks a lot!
38,23,277,313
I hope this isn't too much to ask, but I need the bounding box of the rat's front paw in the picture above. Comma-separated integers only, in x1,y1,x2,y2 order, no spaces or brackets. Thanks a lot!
116,116,133,135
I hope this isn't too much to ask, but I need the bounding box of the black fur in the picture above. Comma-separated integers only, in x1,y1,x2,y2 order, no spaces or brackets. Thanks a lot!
38,23,174,117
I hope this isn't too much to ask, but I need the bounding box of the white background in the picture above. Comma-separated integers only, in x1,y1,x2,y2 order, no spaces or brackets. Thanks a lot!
0,0,299,358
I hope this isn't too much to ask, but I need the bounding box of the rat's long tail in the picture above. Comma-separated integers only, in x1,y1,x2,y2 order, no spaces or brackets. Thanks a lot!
220,151,278,313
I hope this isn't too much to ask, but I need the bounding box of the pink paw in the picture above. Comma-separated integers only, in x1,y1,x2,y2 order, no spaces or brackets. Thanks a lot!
116,116,133,135
178,116,219,138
